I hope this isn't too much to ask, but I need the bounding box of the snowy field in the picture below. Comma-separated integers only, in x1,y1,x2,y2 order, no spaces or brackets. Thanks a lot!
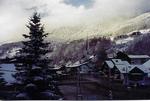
0,64,16,83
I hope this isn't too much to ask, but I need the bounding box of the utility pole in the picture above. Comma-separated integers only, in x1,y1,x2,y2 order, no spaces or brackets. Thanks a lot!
108,68,113,100
125,66,128,86
76,66,83,100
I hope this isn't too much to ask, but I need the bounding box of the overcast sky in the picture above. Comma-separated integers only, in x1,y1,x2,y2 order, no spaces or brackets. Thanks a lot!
0,0,150,43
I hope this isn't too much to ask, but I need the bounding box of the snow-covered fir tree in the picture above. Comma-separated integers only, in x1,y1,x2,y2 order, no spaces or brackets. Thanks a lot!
13,12,61,100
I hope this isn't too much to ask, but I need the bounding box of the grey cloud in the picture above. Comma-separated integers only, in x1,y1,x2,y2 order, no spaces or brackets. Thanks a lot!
63,0,94,8
1,0,150,43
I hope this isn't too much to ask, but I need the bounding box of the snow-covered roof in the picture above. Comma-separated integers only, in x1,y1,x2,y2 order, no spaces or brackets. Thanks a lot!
115,64,128,73
53,65,61,70
105,60,131,73
105,61,114,68
111,59,123,65
142,60,150,74
115,64,148,73
143,60,150,67
122,61,130,66
128,55,150,59
66,61,89,68
65,61,73,66
104,58,150,74
129,65,147,73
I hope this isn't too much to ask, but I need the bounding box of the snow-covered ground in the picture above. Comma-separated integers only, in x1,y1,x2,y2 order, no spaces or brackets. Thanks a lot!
140,29,150,34
0,64,16,83
115,37,134,45
6,48,20,58
110,29,150,51
113,29,150,45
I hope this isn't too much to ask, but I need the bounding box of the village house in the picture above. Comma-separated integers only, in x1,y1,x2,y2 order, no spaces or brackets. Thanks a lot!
128,55,150,65
103,59,129,80
102,55,150,86
127,65,148,86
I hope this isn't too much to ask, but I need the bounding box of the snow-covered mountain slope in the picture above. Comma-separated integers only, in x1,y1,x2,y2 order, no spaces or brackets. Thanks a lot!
111,29,150,52
46,12,150,42
0,42,22,59
110,13,150,36
47,24,106,42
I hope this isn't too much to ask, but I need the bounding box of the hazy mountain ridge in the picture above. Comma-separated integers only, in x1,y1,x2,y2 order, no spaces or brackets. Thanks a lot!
1,13,150,63
112,12,150,36
46,12,150,42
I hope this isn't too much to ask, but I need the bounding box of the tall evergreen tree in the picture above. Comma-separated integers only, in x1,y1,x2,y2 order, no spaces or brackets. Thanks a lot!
14,12,61,100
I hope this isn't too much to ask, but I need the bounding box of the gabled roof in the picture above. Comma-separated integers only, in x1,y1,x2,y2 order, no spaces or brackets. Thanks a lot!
111,59,123,65
128,55,150,59
130,65,147,73
142,60,150,73
105,61,114,68
114,61,131,73
104,58,150,74
122,61,130,66
115,64,147,74
143,60,150,67
66,61,89,68
115,64,128,73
